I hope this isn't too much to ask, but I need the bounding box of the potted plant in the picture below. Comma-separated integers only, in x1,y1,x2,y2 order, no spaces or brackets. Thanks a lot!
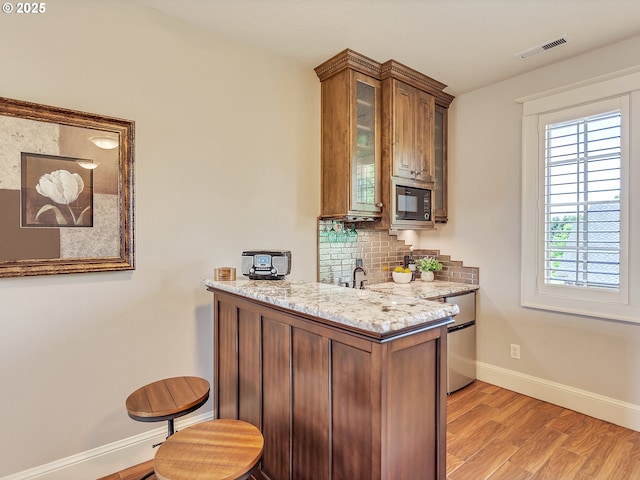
415,257,442,282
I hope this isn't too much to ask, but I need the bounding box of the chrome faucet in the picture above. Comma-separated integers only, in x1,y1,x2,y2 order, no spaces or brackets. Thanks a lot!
352,266,367,289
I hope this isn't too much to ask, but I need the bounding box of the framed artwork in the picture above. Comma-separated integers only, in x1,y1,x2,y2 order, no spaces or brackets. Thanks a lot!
0,97,135,277
21,153,95,228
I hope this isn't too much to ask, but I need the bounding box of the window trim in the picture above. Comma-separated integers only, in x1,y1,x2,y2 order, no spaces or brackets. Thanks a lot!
538,98,627,302
520,71,639,323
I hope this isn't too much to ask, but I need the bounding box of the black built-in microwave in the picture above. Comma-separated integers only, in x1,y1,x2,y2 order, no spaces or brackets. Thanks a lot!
393,180,433,228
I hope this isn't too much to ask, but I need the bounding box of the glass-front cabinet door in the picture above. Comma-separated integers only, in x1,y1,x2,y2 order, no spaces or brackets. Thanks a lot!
433,104,448,222
351,71,381,216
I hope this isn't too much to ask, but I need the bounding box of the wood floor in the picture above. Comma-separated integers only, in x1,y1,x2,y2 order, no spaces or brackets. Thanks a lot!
100,381,640,480
447,381,640,479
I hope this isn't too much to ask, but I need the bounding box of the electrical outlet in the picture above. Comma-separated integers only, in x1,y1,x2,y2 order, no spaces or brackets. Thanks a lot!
510,344,521,360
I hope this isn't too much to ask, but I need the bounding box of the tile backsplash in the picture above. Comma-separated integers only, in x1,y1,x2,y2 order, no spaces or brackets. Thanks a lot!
318,220,479,287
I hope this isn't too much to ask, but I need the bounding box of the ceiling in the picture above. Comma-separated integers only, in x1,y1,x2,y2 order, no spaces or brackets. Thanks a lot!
133,0,640,95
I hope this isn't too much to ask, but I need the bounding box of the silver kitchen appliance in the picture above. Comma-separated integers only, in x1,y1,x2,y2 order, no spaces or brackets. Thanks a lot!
241,250,291,280
444,291,476,394
391,178,434,230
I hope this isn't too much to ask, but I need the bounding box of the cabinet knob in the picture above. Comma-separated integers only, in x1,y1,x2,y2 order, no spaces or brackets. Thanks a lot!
375,202,384,208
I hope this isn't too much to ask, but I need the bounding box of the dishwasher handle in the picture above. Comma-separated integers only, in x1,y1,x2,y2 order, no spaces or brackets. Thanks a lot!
448,320,475,333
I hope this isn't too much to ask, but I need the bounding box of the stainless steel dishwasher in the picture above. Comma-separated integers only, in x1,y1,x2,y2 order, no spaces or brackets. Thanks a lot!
443,291,476,394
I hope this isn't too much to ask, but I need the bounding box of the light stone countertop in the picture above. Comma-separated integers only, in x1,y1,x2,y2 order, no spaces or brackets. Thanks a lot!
204,279,458,336
365,280,479,300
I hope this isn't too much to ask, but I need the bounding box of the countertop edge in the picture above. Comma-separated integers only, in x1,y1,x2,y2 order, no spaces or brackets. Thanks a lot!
204,279,459,336
209,286,454,341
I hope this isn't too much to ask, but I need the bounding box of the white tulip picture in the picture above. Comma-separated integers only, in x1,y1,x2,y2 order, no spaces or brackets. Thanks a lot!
21,154,93,227
34,169,91,225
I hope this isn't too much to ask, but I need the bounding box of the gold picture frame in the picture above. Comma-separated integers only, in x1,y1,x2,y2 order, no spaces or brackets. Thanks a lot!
0,97,134,277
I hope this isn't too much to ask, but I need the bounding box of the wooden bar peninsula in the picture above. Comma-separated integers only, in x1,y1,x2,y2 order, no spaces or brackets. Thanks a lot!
205,279,457,480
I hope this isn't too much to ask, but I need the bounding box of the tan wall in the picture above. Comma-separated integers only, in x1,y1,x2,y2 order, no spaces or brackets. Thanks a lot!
0,0,319,476
409,36,640,406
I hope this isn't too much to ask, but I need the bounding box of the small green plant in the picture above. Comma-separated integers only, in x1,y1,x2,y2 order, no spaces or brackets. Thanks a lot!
415,257,443,273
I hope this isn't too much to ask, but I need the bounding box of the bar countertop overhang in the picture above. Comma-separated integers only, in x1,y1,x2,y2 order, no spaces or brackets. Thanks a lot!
204,279,462,338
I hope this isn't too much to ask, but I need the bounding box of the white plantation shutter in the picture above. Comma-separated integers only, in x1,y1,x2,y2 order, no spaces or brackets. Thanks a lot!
543,110,621,290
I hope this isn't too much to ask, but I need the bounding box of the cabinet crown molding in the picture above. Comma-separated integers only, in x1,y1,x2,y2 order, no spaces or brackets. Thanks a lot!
314,48,381,81
381,60,454,107
315,49,454,107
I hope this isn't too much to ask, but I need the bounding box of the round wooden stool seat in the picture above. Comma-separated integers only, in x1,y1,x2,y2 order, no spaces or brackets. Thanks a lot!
126,376,210,440
154,419,264,480
126,377,210,480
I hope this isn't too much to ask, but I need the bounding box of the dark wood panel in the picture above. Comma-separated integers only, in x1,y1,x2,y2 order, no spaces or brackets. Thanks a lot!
262,316,292,480
212,289,447,480
217,300,238,419
238,307,261,429
387,337,438,479
332,341,373,480
292,329,330,480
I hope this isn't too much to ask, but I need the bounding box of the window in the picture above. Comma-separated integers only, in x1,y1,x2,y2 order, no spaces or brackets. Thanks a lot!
544,110,621,290
520,70,640,323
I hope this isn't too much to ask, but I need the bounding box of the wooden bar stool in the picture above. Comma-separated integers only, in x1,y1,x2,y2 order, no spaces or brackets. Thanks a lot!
154,419,264,480
126,376,210,479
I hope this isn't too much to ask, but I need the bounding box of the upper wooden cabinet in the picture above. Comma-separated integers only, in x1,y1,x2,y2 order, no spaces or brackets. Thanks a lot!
315,51,382,221
315,49,454,226
386,79,435,183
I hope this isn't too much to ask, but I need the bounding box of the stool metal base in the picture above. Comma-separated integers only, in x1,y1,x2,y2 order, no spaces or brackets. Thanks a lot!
143,417,181,479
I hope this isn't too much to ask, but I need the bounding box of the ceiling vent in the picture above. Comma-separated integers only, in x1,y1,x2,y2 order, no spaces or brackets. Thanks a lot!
516,36,569,59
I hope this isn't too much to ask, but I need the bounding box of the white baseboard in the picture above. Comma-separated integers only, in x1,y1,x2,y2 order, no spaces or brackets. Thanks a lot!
477,361,640,432
1,412,213,480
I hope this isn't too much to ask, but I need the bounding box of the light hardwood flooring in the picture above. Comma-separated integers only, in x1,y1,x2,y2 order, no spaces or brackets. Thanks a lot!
447,381,640,479
100,381,640,480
